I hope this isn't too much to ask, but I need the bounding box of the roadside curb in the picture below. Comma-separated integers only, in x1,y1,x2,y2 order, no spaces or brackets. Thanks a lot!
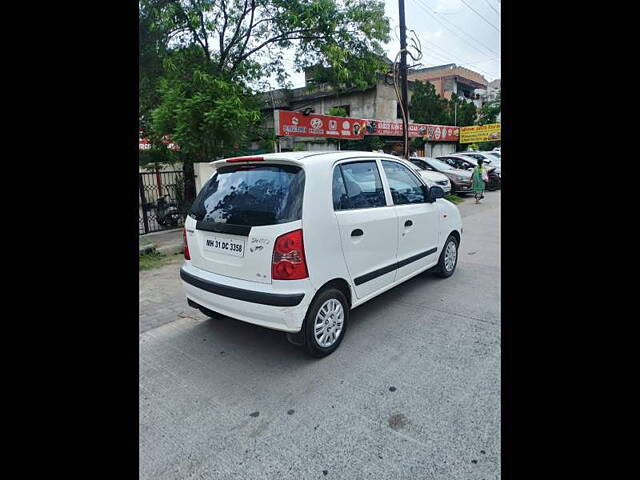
157,242,184,256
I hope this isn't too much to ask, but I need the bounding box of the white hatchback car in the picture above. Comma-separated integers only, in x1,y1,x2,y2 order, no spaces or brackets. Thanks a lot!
181,151,463,357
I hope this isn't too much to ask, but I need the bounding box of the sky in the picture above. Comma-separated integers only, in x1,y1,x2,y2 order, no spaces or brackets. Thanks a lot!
269,0,500,89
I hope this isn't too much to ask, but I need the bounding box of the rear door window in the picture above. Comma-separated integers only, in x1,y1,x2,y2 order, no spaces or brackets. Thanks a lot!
381,161,426,205
333,161,386,210
190,164,305,226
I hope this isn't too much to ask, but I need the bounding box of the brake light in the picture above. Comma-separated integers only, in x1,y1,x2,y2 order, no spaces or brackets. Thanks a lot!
183,228,191,260
272,229,308,280
226,155,264,163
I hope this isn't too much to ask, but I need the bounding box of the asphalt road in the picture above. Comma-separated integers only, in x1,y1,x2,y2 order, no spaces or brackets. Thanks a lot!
139,191,501,479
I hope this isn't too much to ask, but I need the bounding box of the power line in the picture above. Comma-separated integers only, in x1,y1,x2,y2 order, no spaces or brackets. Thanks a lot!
412,0,499,58
459,0,501,32
481,0,500,15
423,0,500,55
420,40,499,79
412,31,499,79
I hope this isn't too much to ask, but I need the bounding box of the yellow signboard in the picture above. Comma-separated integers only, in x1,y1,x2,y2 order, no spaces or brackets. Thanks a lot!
459,123,501,144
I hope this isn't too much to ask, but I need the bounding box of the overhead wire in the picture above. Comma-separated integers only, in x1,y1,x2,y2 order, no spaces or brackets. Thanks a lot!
459,0,500,32
481,0,500,15
412,0,500,58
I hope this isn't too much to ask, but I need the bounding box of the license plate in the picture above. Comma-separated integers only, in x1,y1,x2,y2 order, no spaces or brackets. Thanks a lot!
203,235,245,257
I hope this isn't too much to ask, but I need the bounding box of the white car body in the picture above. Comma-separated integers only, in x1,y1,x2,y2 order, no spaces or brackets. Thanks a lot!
181,151,462,343
407,164,451,194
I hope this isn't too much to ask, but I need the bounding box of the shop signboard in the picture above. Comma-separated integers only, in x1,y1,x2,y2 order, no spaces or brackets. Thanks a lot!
459,123,501,144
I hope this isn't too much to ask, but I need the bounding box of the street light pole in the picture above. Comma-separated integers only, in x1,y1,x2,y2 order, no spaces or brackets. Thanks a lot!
399,0,409,159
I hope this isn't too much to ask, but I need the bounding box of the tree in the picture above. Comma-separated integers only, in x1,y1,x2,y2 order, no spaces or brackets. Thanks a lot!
477,92,501,125
446,93,476,127
410,81,449,125
139,0,391,203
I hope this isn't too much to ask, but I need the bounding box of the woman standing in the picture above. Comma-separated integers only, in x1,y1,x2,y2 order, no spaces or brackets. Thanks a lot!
471,158,489,204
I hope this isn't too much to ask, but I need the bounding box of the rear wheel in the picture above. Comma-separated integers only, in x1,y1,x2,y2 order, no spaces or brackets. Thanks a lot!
435,234,459,278
303,288,349,358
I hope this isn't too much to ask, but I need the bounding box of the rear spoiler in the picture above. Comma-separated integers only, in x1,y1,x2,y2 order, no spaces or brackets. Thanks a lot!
209,156,303,168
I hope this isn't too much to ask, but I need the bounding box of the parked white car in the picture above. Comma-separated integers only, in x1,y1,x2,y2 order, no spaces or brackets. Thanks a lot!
181,151,463,357
407,162,451,194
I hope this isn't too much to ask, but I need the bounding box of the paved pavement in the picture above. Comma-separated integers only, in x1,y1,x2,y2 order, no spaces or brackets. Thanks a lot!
139,191,501,479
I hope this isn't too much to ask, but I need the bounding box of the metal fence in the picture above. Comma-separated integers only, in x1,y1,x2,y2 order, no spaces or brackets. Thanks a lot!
139,170,188,235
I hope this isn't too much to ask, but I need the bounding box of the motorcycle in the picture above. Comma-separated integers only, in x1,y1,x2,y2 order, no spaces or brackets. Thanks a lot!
155,194,182,227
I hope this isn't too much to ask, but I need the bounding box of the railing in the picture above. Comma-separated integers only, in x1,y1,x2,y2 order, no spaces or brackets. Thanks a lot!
139,170,188,235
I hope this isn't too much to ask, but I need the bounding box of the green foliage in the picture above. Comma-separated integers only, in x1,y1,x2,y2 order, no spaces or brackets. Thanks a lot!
139,251,182,271
139,0,392,193
445,194,464,204
410,82,478,129
327,106,348,117
477,140,501,151
151,69,261,162
341,135,385,151
446,94,477,127
293,143,308,151
410,81,449,125
477,92,501,125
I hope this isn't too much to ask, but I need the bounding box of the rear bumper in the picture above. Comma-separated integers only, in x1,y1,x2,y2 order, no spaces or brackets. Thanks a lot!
180,268,305,307
180,263,312,332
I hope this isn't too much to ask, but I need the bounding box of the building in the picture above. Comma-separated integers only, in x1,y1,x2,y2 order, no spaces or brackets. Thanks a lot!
257,62,496,156
260,72,426,153
407,64,488,104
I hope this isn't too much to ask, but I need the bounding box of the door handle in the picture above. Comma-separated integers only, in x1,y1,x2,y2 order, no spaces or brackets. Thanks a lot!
404,220,413,227
351,229,363,237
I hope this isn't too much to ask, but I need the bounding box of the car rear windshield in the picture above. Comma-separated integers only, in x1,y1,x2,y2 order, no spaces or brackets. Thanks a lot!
190,164,305,226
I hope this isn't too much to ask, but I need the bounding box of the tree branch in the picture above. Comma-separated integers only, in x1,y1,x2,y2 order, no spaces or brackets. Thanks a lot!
171,0,210,61
235,0,257,67
230,31,327,72
219,0,251,69
218,0,228,64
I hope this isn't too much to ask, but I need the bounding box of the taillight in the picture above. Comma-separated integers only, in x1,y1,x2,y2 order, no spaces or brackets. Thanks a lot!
183,228,191,260
272,229,308,280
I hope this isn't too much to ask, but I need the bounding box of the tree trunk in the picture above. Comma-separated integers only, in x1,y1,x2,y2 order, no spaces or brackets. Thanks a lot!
182,160,197,207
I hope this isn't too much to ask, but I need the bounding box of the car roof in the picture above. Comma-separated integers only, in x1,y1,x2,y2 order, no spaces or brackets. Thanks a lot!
211,150,403,166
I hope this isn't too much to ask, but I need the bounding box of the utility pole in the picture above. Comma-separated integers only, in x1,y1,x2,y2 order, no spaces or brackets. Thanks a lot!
399,0,409,159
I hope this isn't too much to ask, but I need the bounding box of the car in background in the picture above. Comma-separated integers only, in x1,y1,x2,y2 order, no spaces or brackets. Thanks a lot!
483,150,501,160
409,156,473,195
454,151,500,169
436,153,501,191
406,161,451,194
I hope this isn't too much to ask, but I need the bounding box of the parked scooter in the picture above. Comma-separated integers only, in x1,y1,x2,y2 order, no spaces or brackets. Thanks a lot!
155,194,182,227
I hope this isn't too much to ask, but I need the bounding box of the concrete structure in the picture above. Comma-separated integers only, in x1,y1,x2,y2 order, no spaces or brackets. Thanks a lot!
408,64,488,103
259,72,457,156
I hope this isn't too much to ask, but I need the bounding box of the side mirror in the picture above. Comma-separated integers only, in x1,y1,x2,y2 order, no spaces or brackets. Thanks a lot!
430,186,445,201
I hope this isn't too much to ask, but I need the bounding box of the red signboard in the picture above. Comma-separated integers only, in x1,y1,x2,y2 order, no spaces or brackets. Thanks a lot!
275,110,367,139
364,119,459,141
274,110,458,142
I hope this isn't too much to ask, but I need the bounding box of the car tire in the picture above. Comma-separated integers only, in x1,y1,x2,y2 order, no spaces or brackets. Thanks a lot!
435,234,459,278
303,288,349,358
